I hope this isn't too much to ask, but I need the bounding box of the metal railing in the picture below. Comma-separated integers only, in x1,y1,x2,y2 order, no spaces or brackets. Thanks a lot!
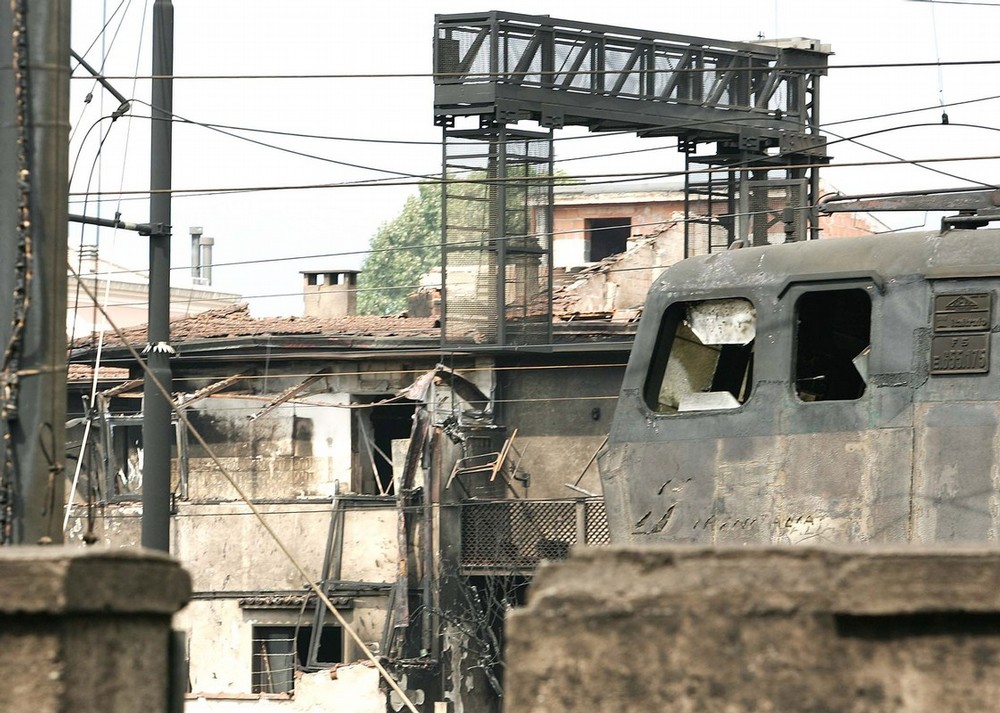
460,497,609,573
435,11,828,137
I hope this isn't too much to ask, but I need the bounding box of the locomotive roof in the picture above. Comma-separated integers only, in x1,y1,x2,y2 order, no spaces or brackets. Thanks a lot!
648,228,1000,300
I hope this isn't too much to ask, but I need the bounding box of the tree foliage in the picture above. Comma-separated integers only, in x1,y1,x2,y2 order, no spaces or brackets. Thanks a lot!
358,183,442,315
358,165,563,315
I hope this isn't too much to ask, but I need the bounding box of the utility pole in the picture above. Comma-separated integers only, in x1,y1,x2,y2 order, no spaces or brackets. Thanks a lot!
142,0,174,552
0,0,70,545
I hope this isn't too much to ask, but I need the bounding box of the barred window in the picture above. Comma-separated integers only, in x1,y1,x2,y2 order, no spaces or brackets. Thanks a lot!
251,625,343,695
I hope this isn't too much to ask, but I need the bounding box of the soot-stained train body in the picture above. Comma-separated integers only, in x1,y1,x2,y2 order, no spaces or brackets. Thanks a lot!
600,226,1000,545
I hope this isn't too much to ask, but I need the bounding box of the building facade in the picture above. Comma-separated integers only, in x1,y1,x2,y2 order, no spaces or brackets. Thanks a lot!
67,298,626,712
65,186,880,711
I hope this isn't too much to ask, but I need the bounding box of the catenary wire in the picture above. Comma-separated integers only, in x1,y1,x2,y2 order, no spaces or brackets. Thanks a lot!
71,0,131,66
906,0,1000,6
67,0,154,524
131,100,442,183
69,57,1000,81
67,0,132,144
91,88,1000,152
70,89,1000,203
64,151,1000,199
67,110,1000,200
67,97,1000,295
67,184,968,298
77,137,993,273
122,92,1000,173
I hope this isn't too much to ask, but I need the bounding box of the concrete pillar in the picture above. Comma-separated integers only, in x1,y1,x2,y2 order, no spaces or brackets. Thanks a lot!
0,546,190,712
507,546,1000,712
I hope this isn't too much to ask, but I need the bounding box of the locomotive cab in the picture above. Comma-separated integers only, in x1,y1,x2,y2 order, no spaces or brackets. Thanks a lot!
601,228,1000,545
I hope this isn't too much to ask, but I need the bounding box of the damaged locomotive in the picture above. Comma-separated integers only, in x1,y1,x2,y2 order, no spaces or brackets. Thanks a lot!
601,199,1000,546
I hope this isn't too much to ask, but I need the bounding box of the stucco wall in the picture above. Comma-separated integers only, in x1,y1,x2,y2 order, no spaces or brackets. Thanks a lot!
507,547,1000,713
173,502,397,591
68,500,399,704
180,359,493,501
179,599,389,697
498,357,625,498
184,395,352,500
184,663,385,713
552,199,683,267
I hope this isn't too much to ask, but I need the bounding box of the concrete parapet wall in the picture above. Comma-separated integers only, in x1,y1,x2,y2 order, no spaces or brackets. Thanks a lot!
0,546,190,713
506,546,1000,712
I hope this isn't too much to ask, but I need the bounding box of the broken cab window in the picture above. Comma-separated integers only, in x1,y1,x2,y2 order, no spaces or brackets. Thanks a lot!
644,298,756,414
794,288,871,402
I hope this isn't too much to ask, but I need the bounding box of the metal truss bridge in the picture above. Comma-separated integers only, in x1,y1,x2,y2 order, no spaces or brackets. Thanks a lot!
433,11,831,347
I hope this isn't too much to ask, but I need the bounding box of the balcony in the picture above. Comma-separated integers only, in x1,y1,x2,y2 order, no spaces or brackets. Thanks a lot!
460,498,609,574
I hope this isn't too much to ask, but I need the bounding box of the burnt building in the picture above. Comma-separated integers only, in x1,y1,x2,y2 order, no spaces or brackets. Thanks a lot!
66,280,628,711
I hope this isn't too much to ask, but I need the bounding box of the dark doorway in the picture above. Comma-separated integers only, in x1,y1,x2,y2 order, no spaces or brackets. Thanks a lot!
353,396,418,495
587,217,631,261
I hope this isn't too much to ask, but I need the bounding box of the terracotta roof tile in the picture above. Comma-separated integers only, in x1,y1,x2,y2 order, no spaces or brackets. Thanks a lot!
71,303,440,350
67,364,131,381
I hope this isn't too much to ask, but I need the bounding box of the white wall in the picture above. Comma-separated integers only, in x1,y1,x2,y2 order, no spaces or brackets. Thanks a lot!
183,662,385,713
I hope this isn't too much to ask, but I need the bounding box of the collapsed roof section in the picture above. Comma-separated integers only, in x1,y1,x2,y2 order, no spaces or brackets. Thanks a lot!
68,299,636,367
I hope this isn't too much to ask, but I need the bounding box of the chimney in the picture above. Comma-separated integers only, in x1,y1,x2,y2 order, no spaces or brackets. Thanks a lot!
199,236,214,285
302,269,359,318
190,227,216,286
190,226,203,283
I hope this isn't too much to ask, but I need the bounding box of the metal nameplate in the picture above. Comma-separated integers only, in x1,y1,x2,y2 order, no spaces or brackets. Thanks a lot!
931,333,990,374
933,293,992,333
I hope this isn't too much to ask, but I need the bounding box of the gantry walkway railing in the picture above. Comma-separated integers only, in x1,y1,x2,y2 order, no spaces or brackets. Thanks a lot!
434,11,828,149
433,12,831,347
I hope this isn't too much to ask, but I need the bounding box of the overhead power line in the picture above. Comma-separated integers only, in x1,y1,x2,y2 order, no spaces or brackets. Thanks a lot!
70,90,1000,149
130,100,440,183
69,58,1000,81
66,151,1000,199
70,89,1000,201
907,0,1000,6
64,184,966,314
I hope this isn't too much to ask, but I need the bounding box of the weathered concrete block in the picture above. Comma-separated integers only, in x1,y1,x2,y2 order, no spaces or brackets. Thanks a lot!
506,546,1000,713
0,546,190,713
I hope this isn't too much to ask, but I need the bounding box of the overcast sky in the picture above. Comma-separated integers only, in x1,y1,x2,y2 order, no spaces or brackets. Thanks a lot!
68,0,1000,316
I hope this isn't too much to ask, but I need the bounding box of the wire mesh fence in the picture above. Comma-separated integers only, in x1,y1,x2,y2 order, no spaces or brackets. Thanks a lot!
460,498,609,572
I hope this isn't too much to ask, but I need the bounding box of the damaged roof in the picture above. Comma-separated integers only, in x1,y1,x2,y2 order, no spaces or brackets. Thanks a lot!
70,303,442,356
71,286,641,366
67,363,131,382
551,221,679,320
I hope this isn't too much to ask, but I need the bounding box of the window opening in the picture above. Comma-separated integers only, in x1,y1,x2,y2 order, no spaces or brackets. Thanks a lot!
586,217,630,261
794,288,871,401
644,298,756,413
108,419,143,496
251,625,343,694
97,415,185,499
353,397,418,495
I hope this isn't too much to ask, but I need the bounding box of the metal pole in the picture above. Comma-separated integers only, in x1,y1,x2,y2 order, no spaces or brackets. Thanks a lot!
142,0,174,552
494,126,507,346
0,0,70,544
